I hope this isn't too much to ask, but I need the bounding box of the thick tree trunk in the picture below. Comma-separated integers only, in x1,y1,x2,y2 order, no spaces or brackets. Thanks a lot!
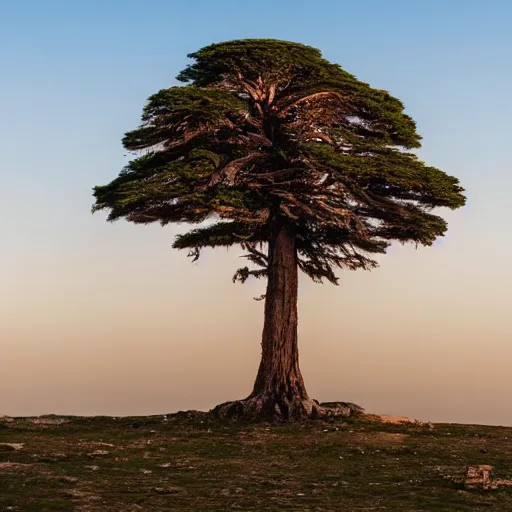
212,216,364,421
246,217,318,419
214,217,321,420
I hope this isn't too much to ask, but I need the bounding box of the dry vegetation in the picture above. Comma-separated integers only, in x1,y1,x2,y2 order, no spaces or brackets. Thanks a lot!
2,412,512,511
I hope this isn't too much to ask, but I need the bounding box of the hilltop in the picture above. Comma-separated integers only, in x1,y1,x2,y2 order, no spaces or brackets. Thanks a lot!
1,411,512,511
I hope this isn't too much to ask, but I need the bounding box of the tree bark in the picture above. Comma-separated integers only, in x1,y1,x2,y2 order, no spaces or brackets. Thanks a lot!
214,216,322,420
247,216,316,418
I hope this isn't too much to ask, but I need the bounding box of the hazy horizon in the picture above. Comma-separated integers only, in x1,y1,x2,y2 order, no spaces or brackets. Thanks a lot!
2,0,512,426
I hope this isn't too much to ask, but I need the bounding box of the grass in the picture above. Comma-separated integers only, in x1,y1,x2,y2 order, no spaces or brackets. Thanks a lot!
1,411,512,511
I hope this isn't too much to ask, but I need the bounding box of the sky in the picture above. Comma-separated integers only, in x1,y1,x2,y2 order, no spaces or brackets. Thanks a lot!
1,0,512,425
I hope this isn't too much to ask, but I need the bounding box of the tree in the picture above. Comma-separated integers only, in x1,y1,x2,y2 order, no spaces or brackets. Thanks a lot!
92,39,466,421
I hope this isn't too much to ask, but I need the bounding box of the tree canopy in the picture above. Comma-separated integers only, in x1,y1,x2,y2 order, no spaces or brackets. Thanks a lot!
93,39,466,421
93,39,465,286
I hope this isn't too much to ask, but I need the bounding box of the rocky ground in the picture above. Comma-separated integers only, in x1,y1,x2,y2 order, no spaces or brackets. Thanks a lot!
1,411,512,511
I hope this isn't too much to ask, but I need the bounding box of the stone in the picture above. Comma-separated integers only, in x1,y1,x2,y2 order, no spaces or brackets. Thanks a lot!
321,402,365,417
464,465,495,490
0,462,32,471
0,443,24,451
88,450,109,457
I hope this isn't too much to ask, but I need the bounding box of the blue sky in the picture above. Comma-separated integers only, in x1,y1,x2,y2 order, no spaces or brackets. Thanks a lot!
2,1,512,423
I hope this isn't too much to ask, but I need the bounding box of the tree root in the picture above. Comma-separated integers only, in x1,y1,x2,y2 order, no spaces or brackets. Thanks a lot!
211,396,364,422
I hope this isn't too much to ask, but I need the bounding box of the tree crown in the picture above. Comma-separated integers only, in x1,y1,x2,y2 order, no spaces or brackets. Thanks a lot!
93,39,465,284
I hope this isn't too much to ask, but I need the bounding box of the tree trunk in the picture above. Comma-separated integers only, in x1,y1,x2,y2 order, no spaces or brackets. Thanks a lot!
214,216,321,420
212,216,364,421
247,217,317,419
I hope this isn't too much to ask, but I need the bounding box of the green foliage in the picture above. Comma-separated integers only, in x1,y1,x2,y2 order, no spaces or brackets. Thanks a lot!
93,39,465,283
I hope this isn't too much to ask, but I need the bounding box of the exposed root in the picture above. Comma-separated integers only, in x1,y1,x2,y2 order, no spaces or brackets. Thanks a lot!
211,396,364,422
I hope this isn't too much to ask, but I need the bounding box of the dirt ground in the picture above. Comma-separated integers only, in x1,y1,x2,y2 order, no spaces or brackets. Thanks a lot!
2,412,512,511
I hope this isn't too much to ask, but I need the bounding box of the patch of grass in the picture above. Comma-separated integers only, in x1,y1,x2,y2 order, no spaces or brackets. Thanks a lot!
1,414,512,510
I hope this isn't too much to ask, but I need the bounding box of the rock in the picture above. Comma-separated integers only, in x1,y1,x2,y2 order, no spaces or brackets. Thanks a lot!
0,443,24,451
494,478,512,488
88,450,109,457
321,402,365,417
463,466,512,491
464,465,495,490
0,462,33,471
